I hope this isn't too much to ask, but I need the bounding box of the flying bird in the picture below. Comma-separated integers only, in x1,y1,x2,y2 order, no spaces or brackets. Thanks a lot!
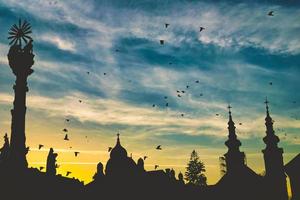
86,71,90,75
65,119,70,122
181,113,184,117
239,123,243,125
66,171,72,176
165,23,170,28
74,152,80,157
156,145,162,150
160,40,164,45
64,134,69,141
166,103,169,107
181,91,185,93
164,96,168,99
152,104,156,107
177,94,181,97
38,144,44,150
268,11,274,16
199,27,205,32
216,114,220,116
200,93,203,96
78,100,82,103
269,82,273,85
108,147,113,152
186,85,189,89
62,128,68,132
195,80,199,83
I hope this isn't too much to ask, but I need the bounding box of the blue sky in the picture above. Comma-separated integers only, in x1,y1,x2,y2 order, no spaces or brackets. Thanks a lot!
0,0,300,184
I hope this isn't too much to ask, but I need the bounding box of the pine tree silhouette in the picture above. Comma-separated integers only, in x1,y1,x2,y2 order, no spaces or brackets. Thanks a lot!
185,150,207,186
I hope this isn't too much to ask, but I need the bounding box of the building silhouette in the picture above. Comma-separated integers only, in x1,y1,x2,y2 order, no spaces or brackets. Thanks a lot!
285,153,300,200
262,99,288,200
0,20,299,200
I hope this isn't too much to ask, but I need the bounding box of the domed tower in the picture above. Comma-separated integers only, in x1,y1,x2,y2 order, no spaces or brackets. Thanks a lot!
262,98,288,200
224,105,246,173
105,134,137,178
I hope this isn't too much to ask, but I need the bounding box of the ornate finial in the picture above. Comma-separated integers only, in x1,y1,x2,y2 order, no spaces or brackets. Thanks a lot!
8,19,32,47
265,97,270,114
227,104,232,113
117,132,120,139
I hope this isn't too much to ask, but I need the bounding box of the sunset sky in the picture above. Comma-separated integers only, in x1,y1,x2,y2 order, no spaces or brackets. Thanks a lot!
0,0,300,185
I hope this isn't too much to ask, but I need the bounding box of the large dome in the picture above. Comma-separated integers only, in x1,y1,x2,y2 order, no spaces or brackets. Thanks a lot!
110,134,127,159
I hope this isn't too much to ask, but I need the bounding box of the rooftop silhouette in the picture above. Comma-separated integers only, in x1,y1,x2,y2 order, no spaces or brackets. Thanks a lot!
0,19,299,200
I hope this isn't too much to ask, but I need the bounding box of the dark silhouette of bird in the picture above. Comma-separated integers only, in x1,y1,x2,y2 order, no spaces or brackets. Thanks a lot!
62,128,68,132
143,156,148,160
65,119,70,122
66,171,72,176
177,94,181,97
239,123,243,125
108,147,112,152
268,11,274,16
39,166,44,171
152,104,156,107
186,85,189,89
64,134,69,141
200,93,203,96
216,113,219,116
74,152,80,157
181,90,185,93
195,80,199,83
156,145,162,150
165,23,169,28
169,62,172,65
181,113,184,117
160,40,164,45
176,90,180,93
164,96,168,99
199,27,205,32
86,71,90,75
155,165,159,170
269,82,273,85
78,100,82,103
38,144,44,150
115,49,120,52
166,103,169,107
103,73,107,75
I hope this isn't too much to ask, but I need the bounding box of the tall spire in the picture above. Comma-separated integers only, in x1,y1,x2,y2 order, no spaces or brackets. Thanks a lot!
263,97,280,149
262,98,288,200
225,105,241,151
224,105,245,173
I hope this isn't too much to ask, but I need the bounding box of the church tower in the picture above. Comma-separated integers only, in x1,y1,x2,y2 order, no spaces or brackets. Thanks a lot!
224,105,246,173
262,98,288,200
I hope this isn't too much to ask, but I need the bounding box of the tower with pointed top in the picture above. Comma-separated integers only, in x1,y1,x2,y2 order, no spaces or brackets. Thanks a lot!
262,98,288,200
224,105,246,173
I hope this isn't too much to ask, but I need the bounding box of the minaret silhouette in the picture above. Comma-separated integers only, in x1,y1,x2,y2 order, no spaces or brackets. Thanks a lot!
262,98,288,200
224,105,246,173
7,27,34,169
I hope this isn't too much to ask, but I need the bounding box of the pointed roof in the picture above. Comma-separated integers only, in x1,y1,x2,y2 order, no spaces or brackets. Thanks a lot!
110,133,128,159
225,105,242,151
263,98,280,149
